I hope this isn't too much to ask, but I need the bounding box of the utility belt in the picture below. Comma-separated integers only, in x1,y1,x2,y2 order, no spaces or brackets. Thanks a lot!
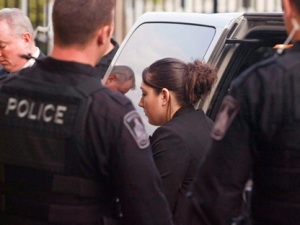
2,199,112,224
0,214,122,225
0,195,122,224
0,167,123,224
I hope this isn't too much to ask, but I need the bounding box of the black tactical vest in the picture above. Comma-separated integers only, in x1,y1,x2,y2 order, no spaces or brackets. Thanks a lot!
0,74,115,224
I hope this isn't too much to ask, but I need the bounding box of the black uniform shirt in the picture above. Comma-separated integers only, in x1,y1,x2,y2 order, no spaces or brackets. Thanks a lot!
0,57,173,225
189,42,300,225
95,38,119,79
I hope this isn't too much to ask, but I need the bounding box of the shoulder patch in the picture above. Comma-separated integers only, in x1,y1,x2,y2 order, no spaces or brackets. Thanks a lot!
124,110,150,149
211,95,239,141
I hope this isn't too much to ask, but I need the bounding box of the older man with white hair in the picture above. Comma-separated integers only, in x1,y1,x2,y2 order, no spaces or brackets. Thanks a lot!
0,8,45,77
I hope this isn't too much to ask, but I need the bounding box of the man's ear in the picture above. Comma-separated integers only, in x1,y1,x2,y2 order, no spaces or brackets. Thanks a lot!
105,74,116,85
22,32,31,48
97,25,112,46
161,88,170,106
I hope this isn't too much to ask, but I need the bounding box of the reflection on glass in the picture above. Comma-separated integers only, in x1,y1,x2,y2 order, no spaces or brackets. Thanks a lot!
114,23,215,135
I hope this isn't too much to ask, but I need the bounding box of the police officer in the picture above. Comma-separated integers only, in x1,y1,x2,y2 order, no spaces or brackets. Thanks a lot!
188,0,300,224
0,1,173,225
95,38,119,79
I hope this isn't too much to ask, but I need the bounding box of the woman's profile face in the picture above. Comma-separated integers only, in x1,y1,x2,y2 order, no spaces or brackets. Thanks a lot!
138,81,166,126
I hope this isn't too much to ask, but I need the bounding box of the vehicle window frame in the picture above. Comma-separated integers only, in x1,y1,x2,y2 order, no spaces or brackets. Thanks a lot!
207,26,287,120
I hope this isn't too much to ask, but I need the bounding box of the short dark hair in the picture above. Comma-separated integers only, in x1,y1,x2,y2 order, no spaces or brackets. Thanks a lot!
52,0,116,47
111,65,136,89
291,0,300,14
142,58,217,106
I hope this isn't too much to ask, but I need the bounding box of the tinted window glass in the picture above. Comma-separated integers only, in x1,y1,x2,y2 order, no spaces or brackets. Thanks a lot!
113,23,215,134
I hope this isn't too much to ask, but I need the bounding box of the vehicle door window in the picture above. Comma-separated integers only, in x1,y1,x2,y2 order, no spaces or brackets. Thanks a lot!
110,23,216,134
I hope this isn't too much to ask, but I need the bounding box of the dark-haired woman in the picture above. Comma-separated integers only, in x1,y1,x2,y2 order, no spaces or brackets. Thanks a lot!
138,57,217,225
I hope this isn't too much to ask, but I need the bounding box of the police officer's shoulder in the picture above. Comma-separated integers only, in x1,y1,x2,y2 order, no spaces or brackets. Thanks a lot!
232,55,277,87
275,50,300,71
99,88,150,150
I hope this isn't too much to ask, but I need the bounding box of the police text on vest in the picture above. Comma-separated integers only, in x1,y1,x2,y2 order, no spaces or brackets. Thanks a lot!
5,98,67,124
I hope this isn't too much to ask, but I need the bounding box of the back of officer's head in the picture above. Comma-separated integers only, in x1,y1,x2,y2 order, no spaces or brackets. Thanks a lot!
52,0,115,48
290,0,300,14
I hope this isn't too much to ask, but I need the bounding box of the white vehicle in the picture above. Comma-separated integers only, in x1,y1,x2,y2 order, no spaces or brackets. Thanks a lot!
104,12,286,134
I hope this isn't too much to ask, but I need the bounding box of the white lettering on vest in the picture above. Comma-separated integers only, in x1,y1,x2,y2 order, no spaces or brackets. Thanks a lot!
5,97,67,125
28,102,37,120
43,104,55,123
18,99,29,118
5,98,17,115
55,105,67,124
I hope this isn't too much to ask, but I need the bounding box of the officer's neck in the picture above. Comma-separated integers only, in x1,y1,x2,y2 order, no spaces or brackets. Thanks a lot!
50,44,98,67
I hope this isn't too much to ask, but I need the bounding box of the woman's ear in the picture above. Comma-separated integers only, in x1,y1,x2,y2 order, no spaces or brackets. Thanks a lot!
161,88,170,106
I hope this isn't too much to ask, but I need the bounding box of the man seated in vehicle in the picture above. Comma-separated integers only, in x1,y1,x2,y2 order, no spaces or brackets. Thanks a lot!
104,65,135,94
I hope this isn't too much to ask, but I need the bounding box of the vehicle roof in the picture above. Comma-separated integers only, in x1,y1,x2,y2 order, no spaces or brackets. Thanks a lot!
132,12,283,30
133,12,242,29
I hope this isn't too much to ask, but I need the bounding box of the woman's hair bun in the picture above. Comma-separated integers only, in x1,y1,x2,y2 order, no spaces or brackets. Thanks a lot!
184,59,217,105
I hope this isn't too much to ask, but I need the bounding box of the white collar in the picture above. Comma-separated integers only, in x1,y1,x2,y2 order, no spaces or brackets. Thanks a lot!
22,47,40,69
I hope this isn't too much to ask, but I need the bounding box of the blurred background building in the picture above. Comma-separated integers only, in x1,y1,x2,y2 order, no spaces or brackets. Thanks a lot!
0,0,282,54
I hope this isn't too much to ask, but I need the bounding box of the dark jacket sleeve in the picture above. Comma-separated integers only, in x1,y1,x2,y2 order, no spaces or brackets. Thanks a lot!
151,125,190,213
0,68,8,77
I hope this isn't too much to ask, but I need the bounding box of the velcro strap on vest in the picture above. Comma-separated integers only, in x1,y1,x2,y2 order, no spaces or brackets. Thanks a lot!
1,165,101,198
3,196,113,223
49,203,111,223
